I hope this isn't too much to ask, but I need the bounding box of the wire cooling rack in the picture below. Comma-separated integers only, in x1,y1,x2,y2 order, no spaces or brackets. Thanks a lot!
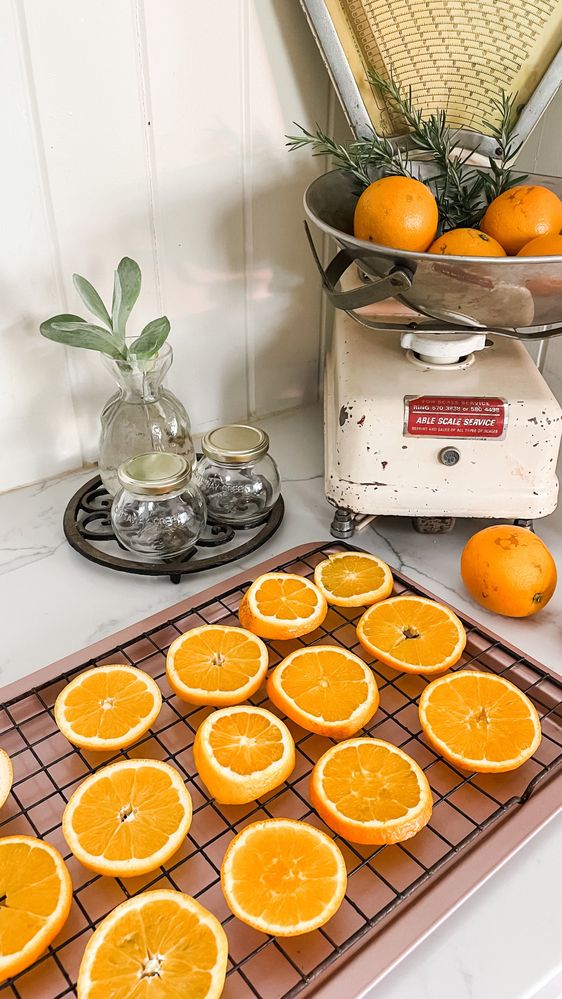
1,542,561,999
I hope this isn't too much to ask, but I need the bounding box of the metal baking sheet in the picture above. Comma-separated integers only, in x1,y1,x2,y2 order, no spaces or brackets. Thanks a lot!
1,541,561,998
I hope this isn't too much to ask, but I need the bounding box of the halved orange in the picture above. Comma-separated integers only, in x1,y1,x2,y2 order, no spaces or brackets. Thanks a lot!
221,818,347,936
0,835,72,982
357,595,466,674
77,889,228,999
193,705,295,804
311,738,432,844
239,572,327,639
419,670,542,772
62,759,192,877
55,664,162,751
166,624,268,706
314,552,394,607
0,750,13,809
267,645,379,738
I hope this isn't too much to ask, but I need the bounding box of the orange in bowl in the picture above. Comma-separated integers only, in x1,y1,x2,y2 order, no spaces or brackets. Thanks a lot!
428,227,506,256
480,185,562,255
353,175,438,252
517,233,562,256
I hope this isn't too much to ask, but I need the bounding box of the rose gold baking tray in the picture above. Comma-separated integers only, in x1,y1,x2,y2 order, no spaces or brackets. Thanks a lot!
1,542,561,999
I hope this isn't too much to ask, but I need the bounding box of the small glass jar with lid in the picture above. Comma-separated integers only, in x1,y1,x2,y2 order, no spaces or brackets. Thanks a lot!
111,452,206,560
193,424,280,527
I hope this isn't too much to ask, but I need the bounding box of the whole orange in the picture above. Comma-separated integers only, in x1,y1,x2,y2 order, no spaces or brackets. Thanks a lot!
353,176,438,252
517,234,562,256
428,228,506,256
461,525,557,618
480,185,562,256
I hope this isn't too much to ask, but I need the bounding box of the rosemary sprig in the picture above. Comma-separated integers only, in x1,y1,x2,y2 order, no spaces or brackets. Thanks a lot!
476,92,527,200
367,69,485,228
287,77,525,234
286,122,412,187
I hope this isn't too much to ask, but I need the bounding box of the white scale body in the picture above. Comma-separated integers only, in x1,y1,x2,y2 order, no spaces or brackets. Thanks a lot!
325,307,562,521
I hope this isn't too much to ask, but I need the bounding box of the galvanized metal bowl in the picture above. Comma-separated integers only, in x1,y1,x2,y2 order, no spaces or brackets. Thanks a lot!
304,168,562,337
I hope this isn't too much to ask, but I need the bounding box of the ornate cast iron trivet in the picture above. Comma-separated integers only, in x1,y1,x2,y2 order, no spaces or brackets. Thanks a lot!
63,474,284,582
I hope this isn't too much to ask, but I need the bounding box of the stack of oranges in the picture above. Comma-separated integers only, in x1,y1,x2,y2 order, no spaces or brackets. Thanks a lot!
353,174,562,257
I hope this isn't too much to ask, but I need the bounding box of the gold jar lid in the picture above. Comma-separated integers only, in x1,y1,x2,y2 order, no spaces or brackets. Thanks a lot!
201,424,269,464
117,452,190,495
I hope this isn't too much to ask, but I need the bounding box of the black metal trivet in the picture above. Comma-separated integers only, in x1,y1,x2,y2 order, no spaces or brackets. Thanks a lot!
63,474,284,582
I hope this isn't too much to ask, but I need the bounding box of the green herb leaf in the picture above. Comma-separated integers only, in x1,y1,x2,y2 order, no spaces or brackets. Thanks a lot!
112,257,141,346
287,121,411,187
72,273,112,329
40,315,124,358
129,316,171,358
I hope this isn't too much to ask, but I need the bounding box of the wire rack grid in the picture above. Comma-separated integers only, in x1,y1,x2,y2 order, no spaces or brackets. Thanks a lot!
1,542,561,999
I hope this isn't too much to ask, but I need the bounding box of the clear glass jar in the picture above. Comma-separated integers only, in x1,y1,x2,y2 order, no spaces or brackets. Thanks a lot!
99,342,195,496
193,425,280,527
111,452,206,560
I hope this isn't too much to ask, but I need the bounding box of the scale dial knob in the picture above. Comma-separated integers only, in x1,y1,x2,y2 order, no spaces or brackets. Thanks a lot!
439,447,461,466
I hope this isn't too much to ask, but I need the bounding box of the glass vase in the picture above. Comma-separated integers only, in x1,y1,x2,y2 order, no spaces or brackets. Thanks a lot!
99,343,195,495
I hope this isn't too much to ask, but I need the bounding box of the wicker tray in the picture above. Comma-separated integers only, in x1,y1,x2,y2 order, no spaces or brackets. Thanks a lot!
1,542,561,999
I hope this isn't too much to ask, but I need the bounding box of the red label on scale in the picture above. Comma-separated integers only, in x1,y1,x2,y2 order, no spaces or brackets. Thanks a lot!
405,396,507,439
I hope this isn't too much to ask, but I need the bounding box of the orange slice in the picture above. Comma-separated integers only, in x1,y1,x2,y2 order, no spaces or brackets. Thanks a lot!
0,835,72,982
314,551,394,607
221,818,347,936
239,572,327,639
311,738,432,844
62,759,192,877
77,889,228,999
357,595,466,674
0,750,13,809
267,645,379,738
419,670,542,772
166,624,268,706
194,705,295,804
54,664,162,751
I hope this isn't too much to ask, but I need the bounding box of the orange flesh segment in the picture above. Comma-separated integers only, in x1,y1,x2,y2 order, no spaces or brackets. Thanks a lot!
278,649,372,722
225,823,344,929
362,599,462,667
80,893,226,999
172,630,263,692
422,673,539,764
319,555,387,597
62,670,156,740
0,840,69,964
208,711,286,774
320,742,422,822
254,577,320,620
70,765,187,861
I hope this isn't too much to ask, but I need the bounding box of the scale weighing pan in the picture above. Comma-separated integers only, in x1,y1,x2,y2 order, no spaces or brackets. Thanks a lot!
304,167,562,337
299,0,562,338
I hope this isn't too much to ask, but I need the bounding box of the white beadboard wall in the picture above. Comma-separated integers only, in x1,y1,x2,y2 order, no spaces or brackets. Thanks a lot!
0,0,332,493
2,0,562,494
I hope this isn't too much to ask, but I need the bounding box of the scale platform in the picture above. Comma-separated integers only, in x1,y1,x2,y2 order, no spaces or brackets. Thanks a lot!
325,306,562,523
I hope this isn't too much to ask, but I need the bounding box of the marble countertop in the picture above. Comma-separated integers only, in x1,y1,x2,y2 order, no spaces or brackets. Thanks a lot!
1,403,561,998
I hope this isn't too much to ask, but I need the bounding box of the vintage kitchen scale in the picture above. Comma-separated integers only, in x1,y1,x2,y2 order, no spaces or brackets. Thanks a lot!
300,0,562,536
